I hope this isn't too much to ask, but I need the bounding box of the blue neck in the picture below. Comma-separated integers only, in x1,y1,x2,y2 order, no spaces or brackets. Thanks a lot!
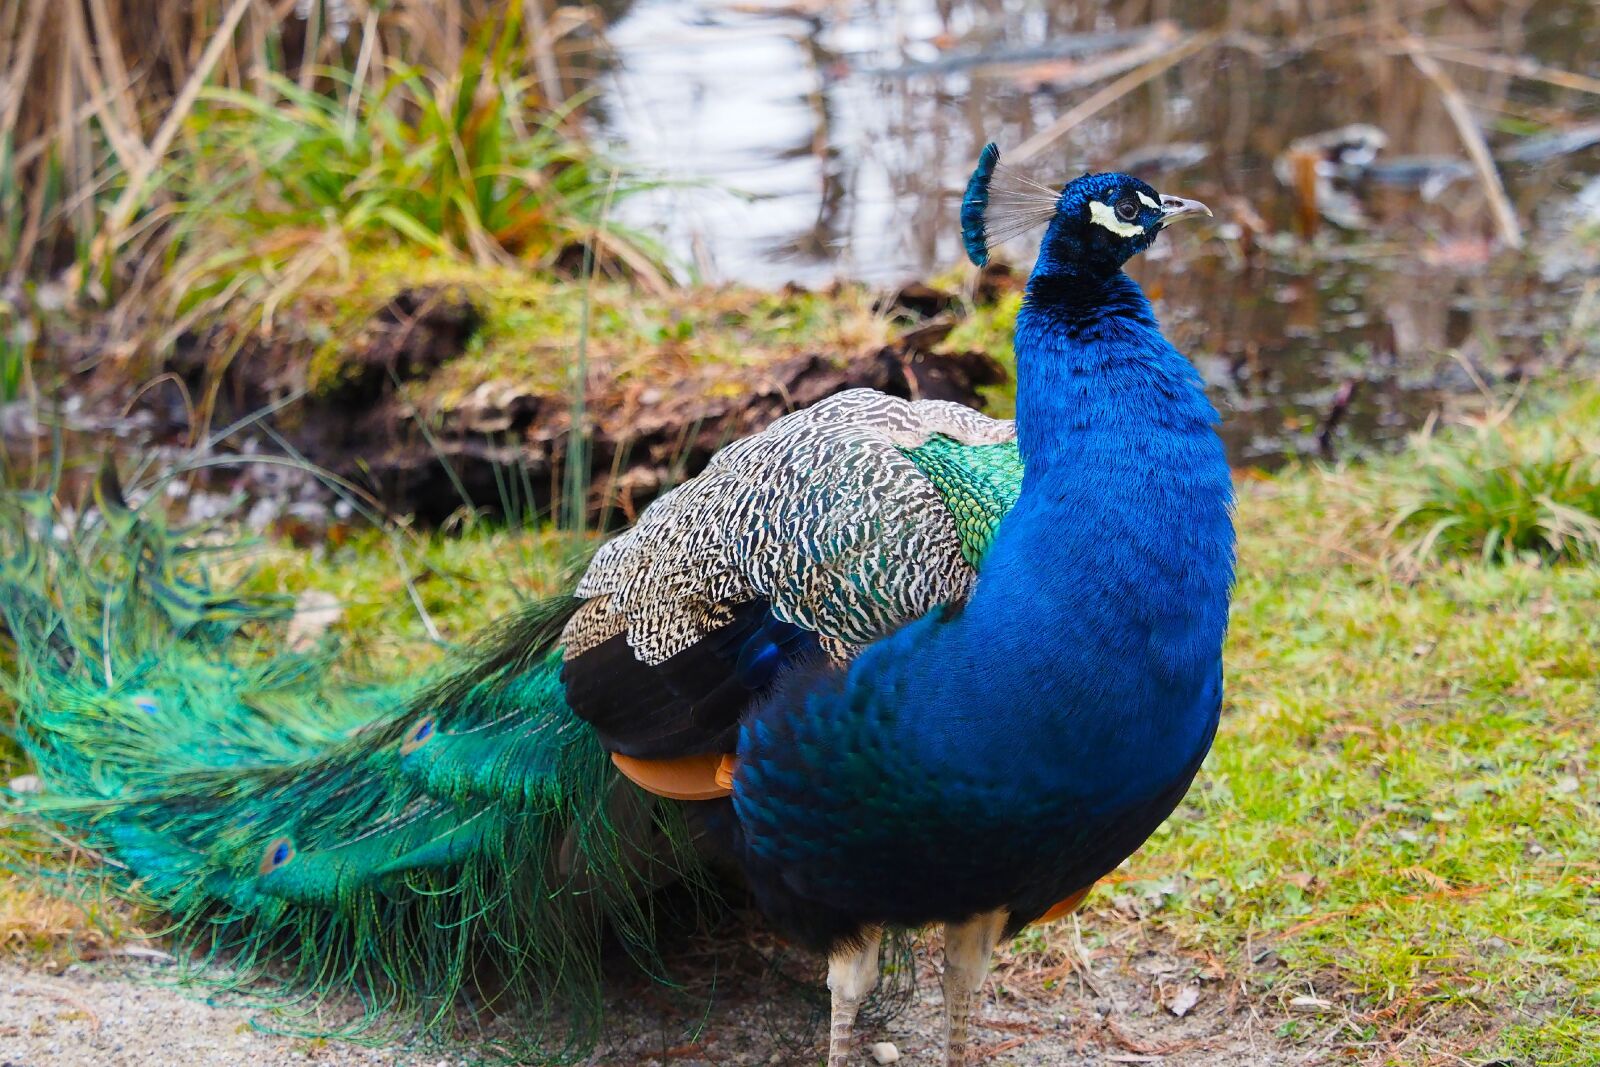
1013,269,1220,476
875,264,1235,799
728,256,1238,922
991,266,1234,674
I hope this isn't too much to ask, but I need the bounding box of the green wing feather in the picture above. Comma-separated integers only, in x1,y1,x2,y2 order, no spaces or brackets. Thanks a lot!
900,435,1025,566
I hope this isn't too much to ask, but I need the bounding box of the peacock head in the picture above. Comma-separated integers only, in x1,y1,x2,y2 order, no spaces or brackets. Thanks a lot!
961,144,1210,278
1039,172,1209,278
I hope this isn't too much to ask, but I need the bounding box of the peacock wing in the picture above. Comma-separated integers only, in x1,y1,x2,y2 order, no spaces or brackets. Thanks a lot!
559,389,1022,760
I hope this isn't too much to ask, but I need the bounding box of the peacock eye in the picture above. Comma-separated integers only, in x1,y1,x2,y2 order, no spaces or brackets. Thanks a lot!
258,836,295,876
399,715,437,756
1115,197,1140,223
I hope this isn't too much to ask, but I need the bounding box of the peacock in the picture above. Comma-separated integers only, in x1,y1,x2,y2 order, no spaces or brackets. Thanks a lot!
0,145,1233,1065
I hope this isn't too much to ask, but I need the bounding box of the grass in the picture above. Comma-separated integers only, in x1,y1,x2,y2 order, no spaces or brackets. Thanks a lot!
1143,460,1600,1063
1385,392,1600,567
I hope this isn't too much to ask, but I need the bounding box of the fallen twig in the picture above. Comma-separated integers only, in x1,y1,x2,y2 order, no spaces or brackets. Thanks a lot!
81,944,177,964
972,1036,1035,1061
1103,1018,1220,1056
1004,23,1187,93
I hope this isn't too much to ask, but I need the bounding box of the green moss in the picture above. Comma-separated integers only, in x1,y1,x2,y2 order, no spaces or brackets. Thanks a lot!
940,291,1021,416
298,253,898,410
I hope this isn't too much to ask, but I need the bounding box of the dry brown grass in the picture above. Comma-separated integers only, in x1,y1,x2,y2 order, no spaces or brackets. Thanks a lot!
0,0,596,284
0,872,146,964
0,787,149,962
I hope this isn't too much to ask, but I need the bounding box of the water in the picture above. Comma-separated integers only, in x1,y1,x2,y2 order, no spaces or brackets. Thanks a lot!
595,0,1600,461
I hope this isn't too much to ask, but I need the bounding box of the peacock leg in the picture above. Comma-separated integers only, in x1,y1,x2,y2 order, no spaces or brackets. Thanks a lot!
941,910,1008,1067
826,928,883,1067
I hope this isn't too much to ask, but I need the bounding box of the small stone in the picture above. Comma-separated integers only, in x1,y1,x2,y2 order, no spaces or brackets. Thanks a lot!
869,1041,901,1064
1165,984,1200,1017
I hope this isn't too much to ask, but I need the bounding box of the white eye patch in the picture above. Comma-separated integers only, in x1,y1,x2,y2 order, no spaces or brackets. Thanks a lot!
1136,191,1160,210
1088,200,1146,238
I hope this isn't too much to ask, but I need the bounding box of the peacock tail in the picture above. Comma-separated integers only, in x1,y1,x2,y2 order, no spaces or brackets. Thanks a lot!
0,467,710,1055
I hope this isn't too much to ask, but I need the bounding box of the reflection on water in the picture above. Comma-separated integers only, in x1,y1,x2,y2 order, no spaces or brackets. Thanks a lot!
596,0,1600,461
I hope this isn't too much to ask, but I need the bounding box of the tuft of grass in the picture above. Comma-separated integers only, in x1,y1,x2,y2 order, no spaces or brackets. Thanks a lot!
0,871,145,965
0,809,149,964
0,0,604,286
1386,391,1600,566
0,0,659,379
162,16,667,334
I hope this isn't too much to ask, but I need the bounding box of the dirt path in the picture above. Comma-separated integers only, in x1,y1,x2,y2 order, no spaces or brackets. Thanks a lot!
0,938,1326,1067
1,961,410,1066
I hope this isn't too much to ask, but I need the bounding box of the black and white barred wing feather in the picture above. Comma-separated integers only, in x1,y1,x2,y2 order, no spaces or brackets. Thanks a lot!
559,389,1014,758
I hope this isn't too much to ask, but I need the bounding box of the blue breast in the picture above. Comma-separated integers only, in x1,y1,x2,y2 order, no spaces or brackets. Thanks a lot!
729,271,1235,946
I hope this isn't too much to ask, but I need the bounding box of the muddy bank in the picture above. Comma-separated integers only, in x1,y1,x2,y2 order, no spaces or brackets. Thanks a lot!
157,270,1011,525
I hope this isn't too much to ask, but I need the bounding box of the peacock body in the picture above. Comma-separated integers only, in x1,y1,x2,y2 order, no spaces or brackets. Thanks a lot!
2,149,1234,1064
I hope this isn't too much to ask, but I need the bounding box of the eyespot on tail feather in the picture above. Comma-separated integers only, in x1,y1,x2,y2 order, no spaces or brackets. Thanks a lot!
259,836,295,876
961,142,1001,267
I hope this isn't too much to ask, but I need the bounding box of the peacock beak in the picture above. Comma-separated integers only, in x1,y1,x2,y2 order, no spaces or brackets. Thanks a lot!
1159,195,1212,226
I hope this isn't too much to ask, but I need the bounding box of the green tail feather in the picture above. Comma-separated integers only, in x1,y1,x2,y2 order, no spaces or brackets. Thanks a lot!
1,469,712,1057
